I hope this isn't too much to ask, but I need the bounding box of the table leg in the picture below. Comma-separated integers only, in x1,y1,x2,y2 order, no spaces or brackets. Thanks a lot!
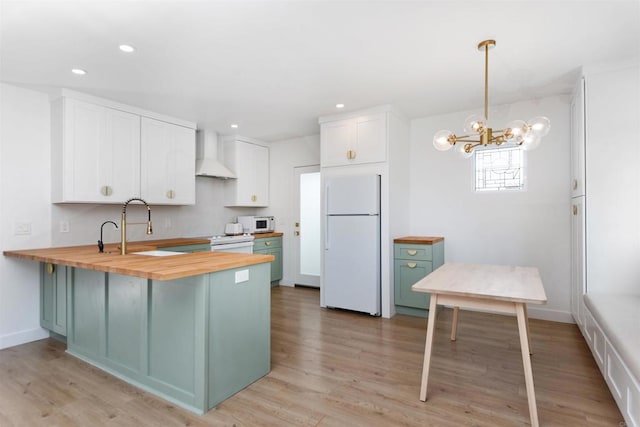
523,304,533,355
450,306,459,341
516,303,539,427
420,295,438,401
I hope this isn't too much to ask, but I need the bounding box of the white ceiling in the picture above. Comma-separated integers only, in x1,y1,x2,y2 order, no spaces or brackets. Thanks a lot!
1,1,639,142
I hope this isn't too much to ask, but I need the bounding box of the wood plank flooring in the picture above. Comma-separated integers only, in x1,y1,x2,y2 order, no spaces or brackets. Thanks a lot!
0,286,623,426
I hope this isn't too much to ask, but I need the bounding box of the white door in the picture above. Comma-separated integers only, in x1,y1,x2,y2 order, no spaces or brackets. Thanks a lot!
293,165,320,287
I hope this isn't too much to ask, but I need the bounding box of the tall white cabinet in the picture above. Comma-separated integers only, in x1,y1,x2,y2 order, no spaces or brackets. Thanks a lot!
319,105,410,318
570,77,586,328
52,90,196,205
570,61,640,427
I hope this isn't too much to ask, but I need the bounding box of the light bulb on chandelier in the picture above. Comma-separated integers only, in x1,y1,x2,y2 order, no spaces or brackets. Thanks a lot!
432,40,550,157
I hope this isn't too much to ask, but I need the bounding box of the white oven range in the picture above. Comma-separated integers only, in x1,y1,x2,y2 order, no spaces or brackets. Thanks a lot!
210,234,254,253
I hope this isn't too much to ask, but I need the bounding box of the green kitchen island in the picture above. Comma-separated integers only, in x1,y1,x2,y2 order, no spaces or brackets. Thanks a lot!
4,240,273,414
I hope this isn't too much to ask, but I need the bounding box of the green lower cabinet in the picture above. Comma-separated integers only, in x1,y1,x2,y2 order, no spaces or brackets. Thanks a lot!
40,262,68,336
65,262,271,415
394,241,444,317
253,236,283,285
159,243,211,253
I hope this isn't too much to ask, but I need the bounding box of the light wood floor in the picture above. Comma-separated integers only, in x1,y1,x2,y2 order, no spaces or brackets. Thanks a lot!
0,286,623,426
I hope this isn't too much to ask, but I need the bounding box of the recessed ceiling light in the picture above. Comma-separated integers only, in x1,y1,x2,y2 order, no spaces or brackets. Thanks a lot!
71,68,87,75
230,124,239,129
119,44,135,53
336,103,345,109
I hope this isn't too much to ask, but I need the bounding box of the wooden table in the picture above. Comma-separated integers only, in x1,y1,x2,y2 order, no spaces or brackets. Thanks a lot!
412,263,547,427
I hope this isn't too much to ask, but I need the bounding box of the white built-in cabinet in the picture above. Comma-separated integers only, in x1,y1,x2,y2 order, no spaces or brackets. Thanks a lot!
320,112,387,167
570,61,640,427
52,90,196,205
570,77,586,328
140,117,195,205
223,137,269,207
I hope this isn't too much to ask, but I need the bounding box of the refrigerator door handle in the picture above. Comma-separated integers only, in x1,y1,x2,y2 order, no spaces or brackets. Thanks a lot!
325,216,330,250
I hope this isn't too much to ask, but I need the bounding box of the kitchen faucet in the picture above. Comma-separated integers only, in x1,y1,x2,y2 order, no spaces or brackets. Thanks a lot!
120,198,153,255
98,220,118,253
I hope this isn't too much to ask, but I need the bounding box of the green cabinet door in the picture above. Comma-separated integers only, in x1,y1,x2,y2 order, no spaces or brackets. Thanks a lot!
254,236,282,284
40,262,68,336
394,259,432,309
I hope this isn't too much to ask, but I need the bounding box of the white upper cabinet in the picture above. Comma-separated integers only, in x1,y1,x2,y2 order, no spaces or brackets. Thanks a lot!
570,78,586,198
320,112,387,167
140,117,195,205
52,98,140,203
51,90,196,205
223,138,269,207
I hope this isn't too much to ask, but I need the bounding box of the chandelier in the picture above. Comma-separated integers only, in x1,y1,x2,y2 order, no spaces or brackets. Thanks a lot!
432,40,550,157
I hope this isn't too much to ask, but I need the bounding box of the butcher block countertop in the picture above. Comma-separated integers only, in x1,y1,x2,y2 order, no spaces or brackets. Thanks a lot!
394,236,444,244
3,237,274,281
253,232,284,238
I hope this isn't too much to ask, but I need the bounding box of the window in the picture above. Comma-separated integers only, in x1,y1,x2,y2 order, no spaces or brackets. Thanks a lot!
474,146,525,192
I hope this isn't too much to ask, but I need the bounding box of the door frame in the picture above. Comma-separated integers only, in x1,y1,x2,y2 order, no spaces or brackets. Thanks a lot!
292,165,321,287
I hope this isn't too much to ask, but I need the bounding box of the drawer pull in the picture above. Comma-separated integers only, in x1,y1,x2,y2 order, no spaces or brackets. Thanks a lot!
572,179,578,190
407,249,417,256
46,263,55,274
573,205,578,216
166,190,175,199
407,262,417,268
265,241,271,246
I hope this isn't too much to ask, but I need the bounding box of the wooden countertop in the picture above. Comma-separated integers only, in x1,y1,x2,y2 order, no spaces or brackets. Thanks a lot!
3,238,274,281
253,232,283,238
394,236,444,244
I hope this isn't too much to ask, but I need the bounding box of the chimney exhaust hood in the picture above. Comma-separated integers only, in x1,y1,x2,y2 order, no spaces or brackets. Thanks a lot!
195,130,236,179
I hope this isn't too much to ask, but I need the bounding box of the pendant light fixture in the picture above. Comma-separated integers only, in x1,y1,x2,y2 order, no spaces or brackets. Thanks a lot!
432,40,550,157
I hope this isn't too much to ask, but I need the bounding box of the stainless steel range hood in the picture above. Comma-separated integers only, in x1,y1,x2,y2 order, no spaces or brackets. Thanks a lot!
195,130,236,179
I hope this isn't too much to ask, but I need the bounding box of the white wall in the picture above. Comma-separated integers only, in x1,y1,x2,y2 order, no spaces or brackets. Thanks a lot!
260,135,320,286
409,95,572,322
0,83,52,348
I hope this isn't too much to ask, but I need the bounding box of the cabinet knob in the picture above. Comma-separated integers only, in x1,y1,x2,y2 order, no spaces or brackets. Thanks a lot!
166,190,175,199
251,195,257,202
101,186,113,196
46,263,55,274
572,179,578,190
407,262,417,269
295,231,300,236
407,249,417,256
573,205,578,216
265,241,271,246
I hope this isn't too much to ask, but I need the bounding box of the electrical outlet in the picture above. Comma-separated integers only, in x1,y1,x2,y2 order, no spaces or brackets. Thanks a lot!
235,269,249,283
59,220,70,233
14,222,32,235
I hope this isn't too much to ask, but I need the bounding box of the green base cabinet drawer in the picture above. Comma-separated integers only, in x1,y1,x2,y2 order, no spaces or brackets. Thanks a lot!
253,236,283,284
394,243,433,261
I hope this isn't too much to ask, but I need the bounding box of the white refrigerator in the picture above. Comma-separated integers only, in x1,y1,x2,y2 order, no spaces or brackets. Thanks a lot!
324,174,381,316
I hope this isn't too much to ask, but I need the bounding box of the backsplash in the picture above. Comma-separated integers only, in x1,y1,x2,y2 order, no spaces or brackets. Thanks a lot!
51,178,259,247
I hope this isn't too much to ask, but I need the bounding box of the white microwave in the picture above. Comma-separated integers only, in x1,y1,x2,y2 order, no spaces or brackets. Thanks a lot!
237,216,275,234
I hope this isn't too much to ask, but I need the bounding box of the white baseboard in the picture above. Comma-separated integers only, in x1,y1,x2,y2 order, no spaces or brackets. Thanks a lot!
277,279,295,287
0,327,49,350
527,307,574,323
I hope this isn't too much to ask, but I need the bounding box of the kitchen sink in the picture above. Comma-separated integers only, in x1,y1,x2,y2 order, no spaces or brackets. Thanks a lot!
131,250,186,256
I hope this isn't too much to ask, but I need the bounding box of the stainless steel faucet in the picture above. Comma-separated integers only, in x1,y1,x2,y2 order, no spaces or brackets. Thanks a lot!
120,198,152,255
